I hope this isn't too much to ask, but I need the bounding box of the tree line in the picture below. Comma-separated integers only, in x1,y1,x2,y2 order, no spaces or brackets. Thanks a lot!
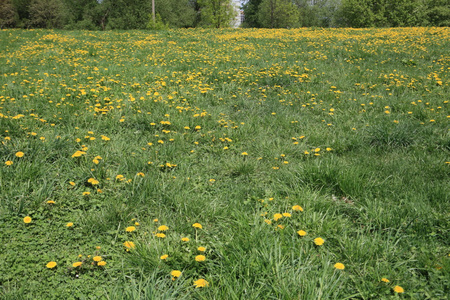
0,0,448,30
244,0,449,28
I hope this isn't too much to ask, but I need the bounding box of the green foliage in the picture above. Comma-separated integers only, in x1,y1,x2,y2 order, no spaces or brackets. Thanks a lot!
104,0,152,30
0,26,449,299
155,0,196,28
425,0,450,27
258,0,300,28
242,0,263,27
28,0,66,28
147,13,169,30
197,0,235,28
0,0,17,28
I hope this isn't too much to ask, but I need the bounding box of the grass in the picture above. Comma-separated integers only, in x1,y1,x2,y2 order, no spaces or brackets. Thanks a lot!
0,27,449,299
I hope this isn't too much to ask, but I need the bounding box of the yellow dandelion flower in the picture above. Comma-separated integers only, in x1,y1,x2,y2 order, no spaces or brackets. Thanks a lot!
97,261,106,266
192,223,202,229
198,247,206,252
5,160,13,166
93,256,102,262
292,205,303,211
334,263,345,270
47,200,56,204
381,278,390,283
46,261,57,269
15,151,24,158
73,262,82,268
297,230,307,236
273,213,283,221
241,152,248,156
393,286,404,293
126,226,136,232
160,254,169,260
171,270,182,278
282,212,291,218
158,225,169,231
195,255,206,262
314,237,325,246
71,151,86,158
123,241,135,249
66,222,74,227
156,233,166,238
181,237,190,242
193,278,209,288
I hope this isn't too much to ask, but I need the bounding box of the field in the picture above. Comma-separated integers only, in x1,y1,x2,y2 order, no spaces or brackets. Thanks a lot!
0,27,449,299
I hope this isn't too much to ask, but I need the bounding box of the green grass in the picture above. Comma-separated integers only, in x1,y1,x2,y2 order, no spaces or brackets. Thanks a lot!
0,27,449,299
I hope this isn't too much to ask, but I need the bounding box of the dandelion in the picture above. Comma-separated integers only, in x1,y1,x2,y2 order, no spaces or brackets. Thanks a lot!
15,151,24,157
381,278,390,283
393,286,404,293
158,225,169,231
171,270,182,280
123,241,135,250
160,254,169,260
314,237,325,246
69,181,76,186
66,222,74,227
195,255,206,262
273,213,283,221
97,261,106,266
241,152,248,156
46,261,57,269
334,263,345,270
71,151,86,158
87,178,99,185
47,200,56,204
192,223,202,229
193,278,209,288
126,226,136,232
282,212,291,217
297,230,307,236
5,160,13,166
73,262,82,267
93,256,102,262
292,205,303,211
198,246,206,252
156,233,166,238
181,237,190,242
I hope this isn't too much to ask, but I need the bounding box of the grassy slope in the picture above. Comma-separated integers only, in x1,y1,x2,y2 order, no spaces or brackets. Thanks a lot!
0,28,448,299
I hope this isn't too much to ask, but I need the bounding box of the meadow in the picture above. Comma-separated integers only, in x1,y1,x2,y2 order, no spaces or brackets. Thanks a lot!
0,27,448,299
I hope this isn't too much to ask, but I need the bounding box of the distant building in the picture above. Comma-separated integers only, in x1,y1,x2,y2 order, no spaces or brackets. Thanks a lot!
231,0,244,28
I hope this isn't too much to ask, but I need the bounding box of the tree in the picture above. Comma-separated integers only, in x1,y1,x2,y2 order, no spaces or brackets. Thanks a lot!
0,0,17,28
62,0,100,29
156,0,196,28
29,0,66,28
197,0,235,28
242,0,263,27
425,0,450,26
257,0,299,28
